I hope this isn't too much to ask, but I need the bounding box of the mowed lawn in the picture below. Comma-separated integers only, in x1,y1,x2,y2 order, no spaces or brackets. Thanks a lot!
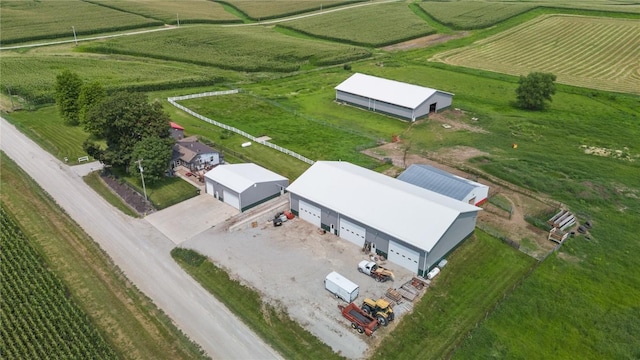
433,15,640,94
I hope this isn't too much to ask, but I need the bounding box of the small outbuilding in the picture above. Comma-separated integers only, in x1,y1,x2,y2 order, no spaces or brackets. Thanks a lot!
286,161,480,275
335,73,454,122
398,164,489,206
172,136,222,172
204,163,288,212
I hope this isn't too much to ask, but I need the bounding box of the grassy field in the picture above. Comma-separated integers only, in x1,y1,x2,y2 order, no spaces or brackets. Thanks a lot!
0,0,161,45
1,206,117,359
433,15,640,94
178,91,381,167
87,0,240,24
0,52,238,105
171,248,342,360
278,2,435,47
78,25,371,72
218,0,358,20
3,107,91,163
419,1,535,29
374,231,536,359
0,153,206,359
115,171,200,210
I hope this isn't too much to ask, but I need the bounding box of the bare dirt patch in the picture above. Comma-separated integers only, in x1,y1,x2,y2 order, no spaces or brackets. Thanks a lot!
382,32,469,52
362,141,558,259
427,109,489,134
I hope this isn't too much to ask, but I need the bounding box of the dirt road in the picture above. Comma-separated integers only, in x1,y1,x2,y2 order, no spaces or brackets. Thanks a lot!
0,117,281,360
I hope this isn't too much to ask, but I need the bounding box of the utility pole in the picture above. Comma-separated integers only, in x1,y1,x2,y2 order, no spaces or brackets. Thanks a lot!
6,86,14,110
72,26,78,46
135,159,148,202
177,13,180,27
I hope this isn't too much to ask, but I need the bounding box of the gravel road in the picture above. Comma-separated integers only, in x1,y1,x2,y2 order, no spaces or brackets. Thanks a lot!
1,117,281,360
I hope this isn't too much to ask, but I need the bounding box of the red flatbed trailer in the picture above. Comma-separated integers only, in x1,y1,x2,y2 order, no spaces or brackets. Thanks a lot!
338,303,379,336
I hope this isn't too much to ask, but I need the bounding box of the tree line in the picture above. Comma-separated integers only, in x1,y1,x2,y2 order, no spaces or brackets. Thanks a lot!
55,70,174,184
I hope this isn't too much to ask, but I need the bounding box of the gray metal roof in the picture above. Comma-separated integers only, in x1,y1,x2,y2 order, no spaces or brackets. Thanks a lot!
286,161,480,252
334,73,453,109
397,164,483,201
205,163,288,194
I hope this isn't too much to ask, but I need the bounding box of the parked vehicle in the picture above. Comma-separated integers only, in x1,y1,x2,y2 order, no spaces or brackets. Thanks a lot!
338,302,379,336
361,298,394,326
357,260,394,282
325,272,359,302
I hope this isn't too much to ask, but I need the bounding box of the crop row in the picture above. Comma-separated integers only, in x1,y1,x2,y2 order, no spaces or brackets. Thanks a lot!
0,207,116,360
86,0,240,24
79,26,371,73
435,15,640,94
278,2,435,47
0,0,161,45
420,2,535,29
0,55,232,105
217,0,360,21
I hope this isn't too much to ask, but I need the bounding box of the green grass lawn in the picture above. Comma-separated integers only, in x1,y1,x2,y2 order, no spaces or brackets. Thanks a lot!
220,0,357,21
374,230,537,359
114,170,200,210
0,153,206,359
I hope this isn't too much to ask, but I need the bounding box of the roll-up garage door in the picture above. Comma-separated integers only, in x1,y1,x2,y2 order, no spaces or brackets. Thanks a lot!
223,189,240,210
299,200,321,228
339,217,366,247
388,241,420,274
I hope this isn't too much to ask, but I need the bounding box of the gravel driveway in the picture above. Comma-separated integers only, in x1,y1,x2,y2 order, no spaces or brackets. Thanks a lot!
0,117,281,360
183,215,415,360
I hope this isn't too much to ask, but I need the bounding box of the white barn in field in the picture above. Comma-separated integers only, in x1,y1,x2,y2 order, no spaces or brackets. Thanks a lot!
335,73,454,122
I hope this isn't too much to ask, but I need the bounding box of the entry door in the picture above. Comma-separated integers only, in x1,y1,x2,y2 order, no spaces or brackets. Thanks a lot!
205,181,214,195
299,200,321,228
388,241,420,274
339,217,366,247
222,189,240,210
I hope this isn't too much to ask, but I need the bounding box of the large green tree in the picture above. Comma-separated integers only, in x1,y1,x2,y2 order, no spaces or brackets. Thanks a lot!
78,81,106,129
83,91,172,170
515,72,557,110
54,70,83,125
129,137,174,184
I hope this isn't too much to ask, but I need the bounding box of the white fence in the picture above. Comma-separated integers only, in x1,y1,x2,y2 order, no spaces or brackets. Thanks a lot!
168,90,315,165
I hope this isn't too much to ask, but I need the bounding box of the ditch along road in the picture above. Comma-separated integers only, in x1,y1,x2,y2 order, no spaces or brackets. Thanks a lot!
0,116,282,359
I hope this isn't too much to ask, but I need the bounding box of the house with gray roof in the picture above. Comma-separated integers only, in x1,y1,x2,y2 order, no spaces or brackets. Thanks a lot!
398,164,489,206
335,73,454,121
172,136,222,172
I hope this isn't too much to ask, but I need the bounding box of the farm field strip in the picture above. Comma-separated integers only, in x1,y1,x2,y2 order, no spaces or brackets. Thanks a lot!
0,206,117,359
86,0,239,23
78,25,371,72
278,2,435,47
419,2,535,29
0,0,160,45
433,15,640,94
220,0,355,20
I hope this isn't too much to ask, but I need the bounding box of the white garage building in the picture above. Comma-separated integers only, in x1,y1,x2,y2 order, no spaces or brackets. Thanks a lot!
335,73,454,122
286,161,481,275
204,163,288,212
398,164,489,206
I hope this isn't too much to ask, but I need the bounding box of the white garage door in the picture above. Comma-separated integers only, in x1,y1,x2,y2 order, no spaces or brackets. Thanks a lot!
388,241,420,274
339,217,366,247
205,181,214,195
223,189,240,210
299,200,321,228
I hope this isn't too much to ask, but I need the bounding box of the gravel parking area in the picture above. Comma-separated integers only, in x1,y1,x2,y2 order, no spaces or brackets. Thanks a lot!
182,215,415,359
